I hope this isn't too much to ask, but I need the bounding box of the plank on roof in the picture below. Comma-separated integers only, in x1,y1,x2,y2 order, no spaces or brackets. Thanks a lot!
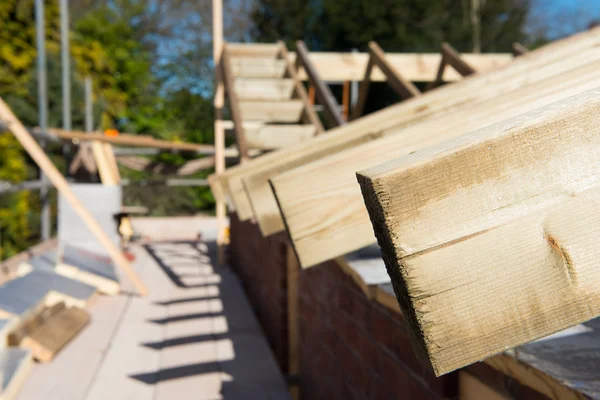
271,58,600,268
356,88,600,375
239,29,600,237
21,306,90,362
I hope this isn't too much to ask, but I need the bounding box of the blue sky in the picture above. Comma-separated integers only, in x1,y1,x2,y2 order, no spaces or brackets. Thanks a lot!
529,0,600,38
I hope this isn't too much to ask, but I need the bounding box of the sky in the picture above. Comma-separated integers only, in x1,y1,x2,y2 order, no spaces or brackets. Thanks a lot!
529,0,600,38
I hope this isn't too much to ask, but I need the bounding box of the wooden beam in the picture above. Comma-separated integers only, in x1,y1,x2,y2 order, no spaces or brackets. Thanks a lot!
0,97,148,296
238,100,304,122
342,81,350,120
46,128,219,154
229,57,287,78
512,42,529,56
295,41,345,128
222,43,250,161
356,88,600,375
234,78,295,101
91,141,114,185
238,30,600,234
278,41,324,134
350,56,375,120
177,157,216,175
213,0,226,265
245,125,316,149
227,42,280,57
272,58,600,268
287,51,511,82
103,143,121,183
441,42,477,76
368,42,421,98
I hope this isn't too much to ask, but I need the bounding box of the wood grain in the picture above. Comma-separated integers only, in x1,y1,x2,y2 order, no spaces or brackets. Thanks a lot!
357,89,600,375
272,58,600,268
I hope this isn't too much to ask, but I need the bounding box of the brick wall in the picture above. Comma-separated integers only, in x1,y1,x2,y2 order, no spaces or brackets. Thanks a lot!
229,213,289,370
298,260,457,400
229,215,551,400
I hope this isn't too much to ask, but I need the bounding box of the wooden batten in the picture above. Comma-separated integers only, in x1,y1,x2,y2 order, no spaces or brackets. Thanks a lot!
233,28,600,232
47,128,217,154
295,41,345,128
441,42,477,76
233,78,295,101
272,59,600,268
368,42,421,99
357,89,600,375
238,100,304,123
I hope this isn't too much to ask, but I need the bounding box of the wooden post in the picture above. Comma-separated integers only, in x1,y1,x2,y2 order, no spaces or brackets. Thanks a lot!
342,81,350,120
0,97,148,296
308,86,315,105
213,0,227,265
286,244,300,400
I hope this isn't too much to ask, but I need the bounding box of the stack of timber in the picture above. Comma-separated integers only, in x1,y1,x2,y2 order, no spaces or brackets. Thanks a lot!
223,42,322,157
263,26,600,266
211,27,600,389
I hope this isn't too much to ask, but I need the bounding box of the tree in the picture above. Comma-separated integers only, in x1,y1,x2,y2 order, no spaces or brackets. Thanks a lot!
251,0,531,52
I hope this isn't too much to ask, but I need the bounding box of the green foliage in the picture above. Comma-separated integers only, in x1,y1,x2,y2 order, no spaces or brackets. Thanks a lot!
0,133,33,259
252,0,530,52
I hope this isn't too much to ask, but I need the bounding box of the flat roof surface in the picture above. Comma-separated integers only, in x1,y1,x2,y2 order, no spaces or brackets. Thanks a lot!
16,217,290,400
